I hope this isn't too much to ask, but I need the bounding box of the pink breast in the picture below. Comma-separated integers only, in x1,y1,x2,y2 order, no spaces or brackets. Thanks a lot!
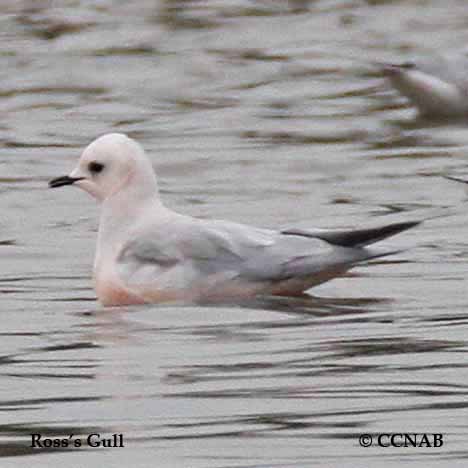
94,271,146,306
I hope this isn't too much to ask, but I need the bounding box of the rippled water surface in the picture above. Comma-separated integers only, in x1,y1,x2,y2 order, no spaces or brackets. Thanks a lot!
1,1,468,467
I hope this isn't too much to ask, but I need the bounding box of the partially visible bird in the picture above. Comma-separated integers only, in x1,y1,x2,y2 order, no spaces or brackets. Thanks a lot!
382,51,468,118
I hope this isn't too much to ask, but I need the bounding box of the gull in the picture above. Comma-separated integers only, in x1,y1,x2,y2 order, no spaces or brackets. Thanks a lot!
381,51,468,117
49,133,419,306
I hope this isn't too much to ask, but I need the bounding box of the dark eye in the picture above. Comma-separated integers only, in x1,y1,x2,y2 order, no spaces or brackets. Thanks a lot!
88,161,105,174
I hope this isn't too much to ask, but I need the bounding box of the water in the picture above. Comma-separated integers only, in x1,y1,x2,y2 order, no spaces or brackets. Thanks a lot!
1,1,468,466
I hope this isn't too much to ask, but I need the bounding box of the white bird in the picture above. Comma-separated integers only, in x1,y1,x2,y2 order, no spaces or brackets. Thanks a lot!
382,51,468,118
49,133,419,306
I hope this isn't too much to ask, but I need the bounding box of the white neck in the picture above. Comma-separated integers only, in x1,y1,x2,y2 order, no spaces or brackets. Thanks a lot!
94,182,170,270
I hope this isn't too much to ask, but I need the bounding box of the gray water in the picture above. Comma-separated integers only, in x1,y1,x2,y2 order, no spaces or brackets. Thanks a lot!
1,1,468,467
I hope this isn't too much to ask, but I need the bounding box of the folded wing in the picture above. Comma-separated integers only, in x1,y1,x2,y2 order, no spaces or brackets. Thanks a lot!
116,217,418,295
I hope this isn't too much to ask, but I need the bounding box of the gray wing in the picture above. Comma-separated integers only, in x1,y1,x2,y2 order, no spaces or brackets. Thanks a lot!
116,216,380,290
117,218,281,289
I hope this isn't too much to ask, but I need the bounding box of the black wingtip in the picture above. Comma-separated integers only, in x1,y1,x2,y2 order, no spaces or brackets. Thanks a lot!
282,220,421,248
344,220,422,248
382,220,422,235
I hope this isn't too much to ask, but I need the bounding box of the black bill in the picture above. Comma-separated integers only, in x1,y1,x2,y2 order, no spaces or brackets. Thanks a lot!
49,175,84,188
